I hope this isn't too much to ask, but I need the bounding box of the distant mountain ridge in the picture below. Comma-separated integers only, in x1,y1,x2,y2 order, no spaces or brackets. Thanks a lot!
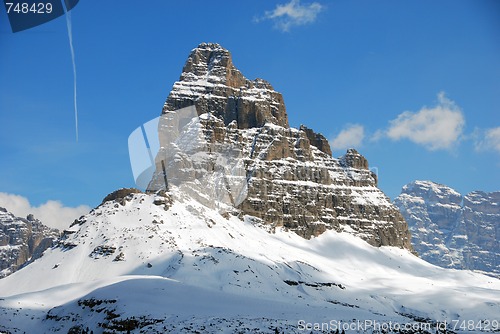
394,180,499,277
0,207,59,278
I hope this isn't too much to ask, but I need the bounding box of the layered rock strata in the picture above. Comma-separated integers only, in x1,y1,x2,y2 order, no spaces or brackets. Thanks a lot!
148,43,412,250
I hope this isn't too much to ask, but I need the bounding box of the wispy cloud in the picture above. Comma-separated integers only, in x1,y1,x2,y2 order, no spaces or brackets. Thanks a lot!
329,124,365,151
0,193,90,231
257,0,324,32
376,92,465,151
474,126,500,153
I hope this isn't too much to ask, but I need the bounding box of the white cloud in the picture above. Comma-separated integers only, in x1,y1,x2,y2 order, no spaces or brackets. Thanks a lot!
0,193,90,230
258,0,324,32
474,126,500,153
329,124,365,151
381,92,465,150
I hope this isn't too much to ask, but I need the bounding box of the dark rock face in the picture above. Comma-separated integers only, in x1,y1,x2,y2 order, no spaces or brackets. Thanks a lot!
0,207,59,278
395,181,500,276
149,43,413,250
101,188,143,206
299,125,332,156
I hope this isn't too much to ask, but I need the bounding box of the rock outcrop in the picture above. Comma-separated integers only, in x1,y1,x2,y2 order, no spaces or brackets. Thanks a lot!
299,125,332,156
395,180,499,276
100,188,143,206
0,207,59,278
148,43,413,250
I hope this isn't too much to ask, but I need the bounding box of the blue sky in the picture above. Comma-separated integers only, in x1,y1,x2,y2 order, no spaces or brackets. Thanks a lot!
0,0,499,220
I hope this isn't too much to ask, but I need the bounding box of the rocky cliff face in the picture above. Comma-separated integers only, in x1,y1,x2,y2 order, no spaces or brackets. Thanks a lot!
163,43,288,129
394,180,499,276
0,207,59,278
148,43,413,250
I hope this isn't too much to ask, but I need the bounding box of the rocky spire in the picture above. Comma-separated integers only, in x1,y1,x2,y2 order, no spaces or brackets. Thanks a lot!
149,43,413,251
163,43,289,129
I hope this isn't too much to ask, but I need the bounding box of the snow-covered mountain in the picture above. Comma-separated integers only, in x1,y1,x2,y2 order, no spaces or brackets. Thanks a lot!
0,189,499,333
394,180,499,277
1,44,499,333
0,207,59,278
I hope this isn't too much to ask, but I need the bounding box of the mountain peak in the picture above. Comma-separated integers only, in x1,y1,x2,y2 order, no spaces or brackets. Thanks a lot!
164,42,289,129
184,43,276,92
181,42,243,86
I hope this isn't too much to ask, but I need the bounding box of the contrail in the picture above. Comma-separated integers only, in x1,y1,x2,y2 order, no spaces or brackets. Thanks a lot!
65,10,78,142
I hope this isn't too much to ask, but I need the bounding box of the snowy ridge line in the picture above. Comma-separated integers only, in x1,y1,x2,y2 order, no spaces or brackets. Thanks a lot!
1,191,499,333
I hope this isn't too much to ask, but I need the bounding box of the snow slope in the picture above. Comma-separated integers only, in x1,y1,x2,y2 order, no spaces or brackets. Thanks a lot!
0,190,499,333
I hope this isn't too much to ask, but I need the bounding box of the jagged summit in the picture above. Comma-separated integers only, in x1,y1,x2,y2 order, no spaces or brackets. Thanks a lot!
163,42,289,129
